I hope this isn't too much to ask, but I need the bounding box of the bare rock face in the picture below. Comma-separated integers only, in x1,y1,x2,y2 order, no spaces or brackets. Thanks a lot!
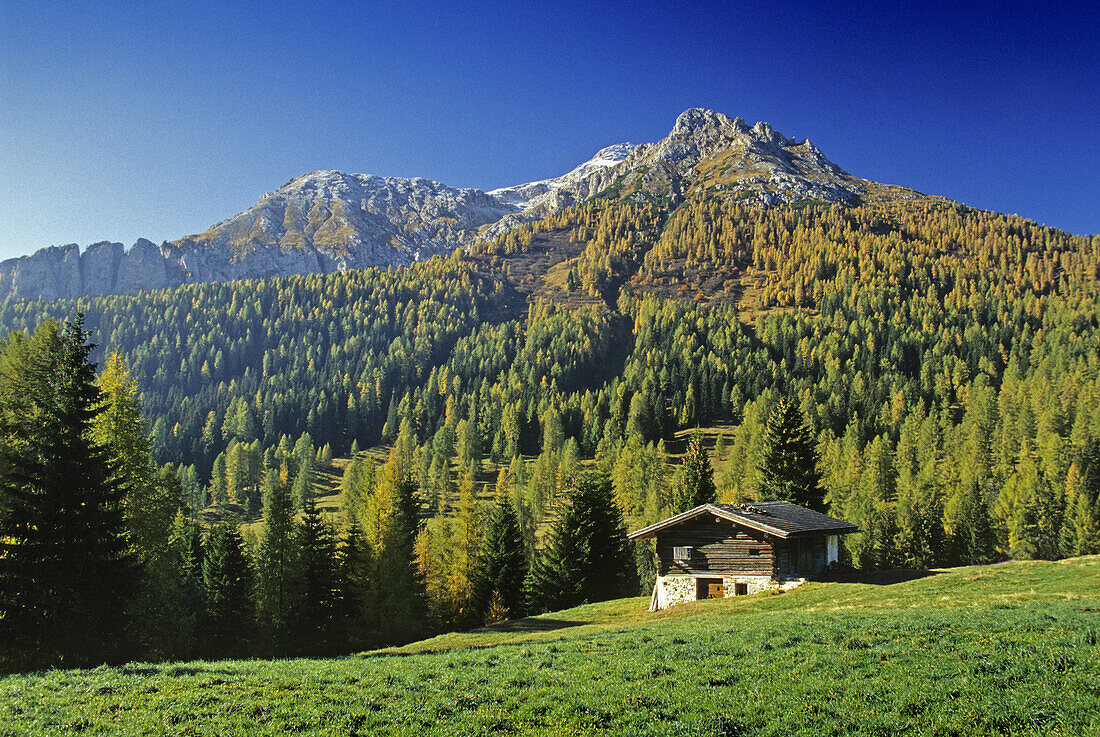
116,239,171,294
479,107,904,231
599,108,878,207
0,174,521,301
0,244,83,300
82,242,124,294
183,171,519,271
488,143,636,211
0,108,924,302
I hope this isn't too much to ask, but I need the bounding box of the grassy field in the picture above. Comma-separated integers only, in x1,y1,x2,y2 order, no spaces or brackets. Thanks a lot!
1,557,1098,736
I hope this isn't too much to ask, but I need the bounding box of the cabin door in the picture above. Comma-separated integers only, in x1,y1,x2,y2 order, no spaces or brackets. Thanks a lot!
800,541,814,573
697,578,724,600
788,540,816,575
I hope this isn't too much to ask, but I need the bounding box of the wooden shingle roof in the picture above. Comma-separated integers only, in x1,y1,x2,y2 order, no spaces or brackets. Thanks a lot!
627,501,858,540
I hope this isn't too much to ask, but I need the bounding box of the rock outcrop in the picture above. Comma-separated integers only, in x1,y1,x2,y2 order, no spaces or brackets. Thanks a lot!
0,109,925,301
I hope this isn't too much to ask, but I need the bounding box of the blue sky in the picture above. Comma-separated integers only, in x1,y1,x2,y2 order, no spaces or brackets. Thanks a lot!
1,1,1096,259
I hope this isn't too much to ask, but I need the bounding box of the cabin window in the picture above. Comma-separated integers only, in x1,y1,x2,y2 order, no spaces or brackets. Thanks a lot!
673,546,692,561
749,548,760,556
734,583,748,596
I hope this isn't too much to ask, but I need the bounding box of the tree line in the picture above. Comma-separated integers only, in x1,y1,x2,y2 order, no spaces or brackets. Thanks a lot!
2,192,1100,667
0,319,638,670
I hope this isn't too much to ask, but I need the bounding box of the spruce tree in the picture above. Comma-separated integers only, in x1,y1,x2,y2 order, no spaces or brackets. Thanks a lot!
949,481,997,564
0,316,135,670
170,512,204,659
472,496,528,623
95,352,183,658
525,471,634,613
255,468,302,652
297,494,339,653
523,512,582,615
371,472,428,645
202,521,254,657
570,471,636,604
673,429,717,512
336,530,371,651
757,400,825,511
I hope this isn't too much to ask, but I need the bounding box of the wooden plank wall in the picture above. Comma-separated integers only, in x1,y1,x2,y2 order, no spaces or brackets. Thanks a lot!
773,536,828,575
656,519,775,576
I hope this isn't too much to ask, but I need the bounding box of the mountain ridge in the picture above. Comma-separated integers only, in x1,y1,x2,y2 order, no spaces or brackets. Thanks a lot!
0,109,929,301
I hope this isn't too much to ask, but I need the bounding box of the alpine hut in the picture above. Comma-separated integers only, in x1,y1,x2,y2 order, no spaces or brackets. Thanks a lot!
628,501,858,610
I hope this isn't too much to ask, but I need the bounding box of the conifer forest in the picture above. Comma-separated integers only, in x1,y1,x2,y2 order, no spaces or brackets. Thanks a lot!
1,197,1099,670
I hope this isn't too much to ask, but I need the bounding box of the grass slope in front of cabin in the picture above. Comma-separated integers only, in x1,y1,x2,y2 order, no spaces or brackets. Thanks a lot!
1,557,1098,736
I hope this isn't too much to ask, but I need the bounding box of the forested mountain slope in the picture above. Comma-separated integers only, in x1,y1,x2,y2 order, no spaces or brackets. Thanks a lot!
2,128,1100,671
1,191,1097,571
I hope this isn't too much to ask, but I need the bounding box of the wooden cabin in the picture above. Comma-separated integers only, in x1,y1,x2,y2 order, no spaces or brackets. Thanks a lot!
627,502,858,610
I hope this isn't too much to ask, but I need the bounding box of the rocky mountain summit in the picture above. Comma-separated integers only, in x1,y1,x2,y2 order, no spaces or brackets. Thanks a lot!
545,108,920,208
175,170,516,273
0,109,923,301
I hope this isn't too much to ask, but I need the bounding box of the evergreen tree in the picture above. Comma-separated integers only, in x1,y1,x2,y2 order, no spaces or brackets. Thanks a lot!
0,316,135,670
336,530,371,651
947,481,997,564
293,469,312,511
525,471,634,613
296,494,339,653
472,496,528,623
757,400,825,511
372,473,428,644
996,453,1065,560
202,521,253,657
894,477,946,569
169,512,204,659
362,440,428,646
94,351,183,658
255,468,302,651
570,471,636,604
672,429,717,512
209,452,228,507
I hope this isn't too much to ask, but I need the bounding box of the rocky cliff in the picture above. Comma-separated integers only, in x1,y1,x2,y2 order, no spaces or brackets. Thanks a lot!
0,109,924,301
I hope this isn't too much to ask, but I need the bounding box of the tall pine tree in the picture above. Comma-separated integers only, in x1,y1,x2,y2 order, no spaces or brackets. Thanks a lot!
0,316,135,670
255,467,302,652
525,471,634,613
757,400,825,511
296,494,339,653
202,521,254,657
472,496,528,623
672,429,717,512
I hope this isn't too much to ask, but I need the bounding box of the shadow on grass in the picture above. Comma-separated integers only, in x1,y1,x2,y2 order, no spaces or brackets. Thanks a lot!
359,618,592,659
815,569,939,585
479,617,590,633
117,664,240,677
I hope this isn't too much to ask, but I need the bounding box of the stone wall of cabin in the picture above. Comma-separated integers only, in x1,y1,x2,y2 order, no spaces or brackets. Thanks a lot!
655,574,776,609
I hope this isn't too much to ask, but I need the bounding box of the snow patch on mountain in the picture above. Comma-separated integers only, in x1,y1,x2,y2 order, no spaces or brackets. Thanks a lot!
488,143,635,210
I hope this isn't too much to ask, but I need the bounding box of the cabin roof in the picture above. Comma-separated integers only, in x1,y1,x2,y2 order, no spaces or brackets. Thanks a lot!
627,501,859,540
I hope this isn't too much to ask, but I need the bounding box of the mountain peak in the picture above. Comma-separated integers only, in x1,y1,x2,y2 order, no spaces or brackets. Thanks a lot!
0,107,928,302
671,108,745,137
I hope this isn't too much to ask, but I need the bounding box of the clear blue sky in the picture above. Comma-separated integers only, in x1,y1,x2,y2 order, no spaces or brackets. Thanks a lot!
1,1,1096,259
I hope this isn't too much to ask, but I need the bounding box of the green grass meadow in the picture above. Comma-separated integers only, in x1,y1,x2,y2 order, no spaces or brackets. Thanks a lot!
2,557,1098,736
